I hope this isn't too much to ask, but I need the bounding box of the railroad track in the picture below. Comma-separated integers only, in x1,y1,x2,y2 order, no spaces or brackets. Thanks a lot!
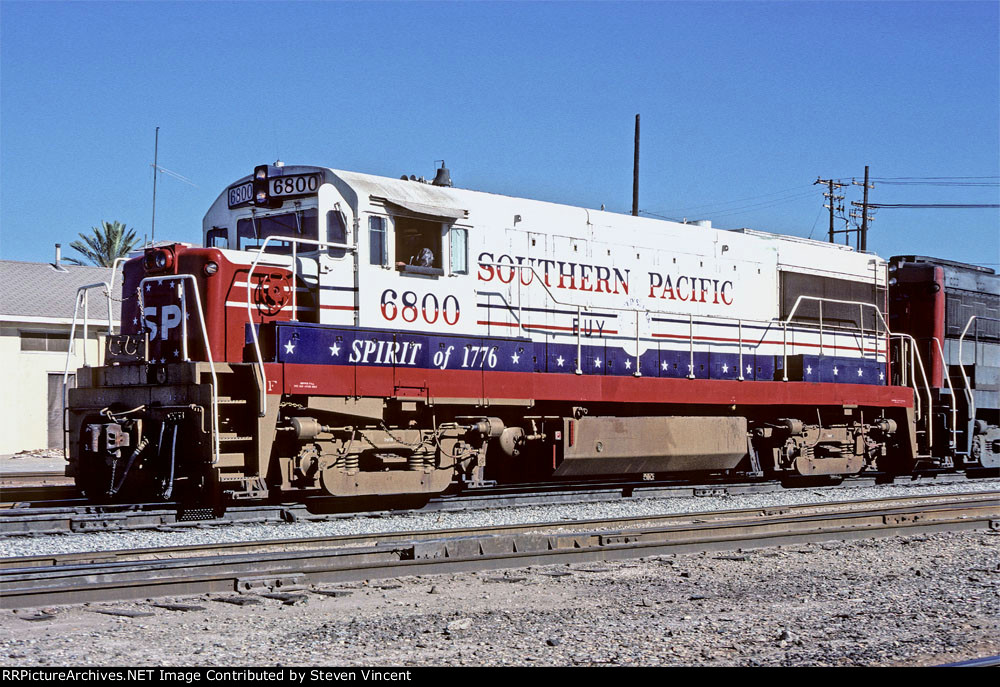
0,471,77,507
2,491,997,610
0,471,981,537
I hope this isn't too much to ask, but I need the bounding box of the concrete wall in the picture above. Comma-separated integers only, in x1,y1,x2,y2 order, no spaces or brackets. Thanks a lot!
0,323,104,455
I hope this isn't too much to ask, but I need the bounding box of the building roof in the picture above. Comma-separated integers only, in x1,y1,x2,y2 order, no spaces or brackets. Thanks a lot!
0,260,122,324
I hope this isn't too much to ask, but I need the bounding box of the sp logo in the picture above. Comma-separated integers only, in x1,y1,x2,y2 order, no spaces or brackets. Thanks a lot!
143,305,182,340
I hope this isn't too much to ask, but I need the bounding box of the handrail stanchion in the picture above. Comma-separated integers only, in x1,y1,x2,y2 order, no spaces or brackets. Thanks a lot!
687,314,695,379
291,240,298,321
737,319,744,381
83,293,89,367
819,301,824,357
859,303,865,358
782,322,788,381
517,265,523,334
634,311,641,377
179,282,189,360
575,306,583,375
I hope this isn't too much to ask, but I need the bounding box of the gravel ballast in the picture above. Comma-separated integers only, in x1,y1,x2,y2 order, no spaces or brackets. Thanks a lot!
1,529,997,667
2,478,998,559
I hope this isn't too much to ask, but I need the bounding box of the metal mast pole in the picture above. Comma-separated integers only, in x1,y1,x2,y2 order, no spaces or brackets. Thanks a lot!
151,126,159,245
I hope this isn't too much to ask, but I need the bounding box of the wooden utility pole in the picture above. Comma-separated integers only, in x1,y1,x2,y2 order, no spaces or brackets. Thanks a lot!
852,166,874,251
632,114,640,217
815,177,846,243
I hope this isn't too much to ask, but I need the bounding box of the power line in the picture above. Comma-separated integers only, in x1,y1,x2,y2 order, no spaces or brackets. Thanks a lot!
865,203,999,208
872,176,998,180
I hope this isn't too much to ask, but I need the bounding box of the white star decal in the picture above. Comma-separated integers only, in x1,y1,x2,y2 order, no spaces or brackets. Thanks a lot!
133,317,138,325
173,349,179,357
160,358,166,364
511,352,520,364
857,368,863,377
284,340,296,355
879,372,885,381
595,357,602,367
833,366,839,376
746,364,753,374
330,343,340,356
624,359,632,369
661,361,668,371
687,363,693,372
722,363,729,374
806,365,813,375
144,283,151,292
556,355,565,367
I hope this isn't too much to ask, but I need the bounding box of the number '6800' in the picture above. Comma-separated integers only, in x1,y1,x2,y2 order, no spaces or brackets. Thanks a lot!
380,289,459,325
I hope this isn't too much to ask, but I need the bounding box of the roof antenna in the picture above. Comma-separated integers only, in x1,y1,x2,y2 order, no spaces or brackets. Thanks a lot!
151,126,159,244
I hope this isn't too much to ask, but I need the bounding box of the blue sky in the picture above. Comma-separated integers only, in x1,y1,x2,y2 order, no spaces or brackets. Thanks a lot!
2,1,997,267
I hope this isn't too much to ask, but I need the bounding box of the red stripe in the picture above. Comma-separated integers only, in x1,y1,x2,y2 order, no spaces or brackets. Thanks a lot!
319,304,358,311
280,363,911,408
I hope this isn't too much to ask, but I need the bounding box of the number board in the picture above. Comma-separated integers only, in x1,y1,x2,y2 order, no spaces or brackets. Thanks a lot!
270,173,321,199
227,173,322,208
227,182,254,208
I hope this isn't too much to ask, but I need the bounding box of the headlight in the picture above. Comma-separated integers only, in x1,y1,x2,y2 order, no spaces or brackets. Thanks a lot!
203,261,219,276
143,247,174,272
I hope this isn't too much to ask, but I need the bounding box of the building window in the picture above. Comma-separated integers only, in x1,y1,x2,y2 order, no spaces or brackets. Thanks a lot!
20,331,71,352
450,228,468,274
369,216,387,266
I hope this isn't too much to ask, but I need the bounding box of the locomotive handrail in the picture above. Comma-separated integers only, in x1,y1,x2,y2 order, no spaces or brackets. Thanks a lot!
929,336,959,451
137,275,221,465
782,296,889,382
246,235,357,416
61,281,115,459
478,262,888,381
957,315,1000,454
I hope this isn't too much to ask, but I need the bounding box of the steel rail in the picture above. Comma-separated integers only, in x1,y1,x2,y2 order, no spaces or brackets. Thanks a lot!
1,492,996,609
0,472,980,537
3,490,995,570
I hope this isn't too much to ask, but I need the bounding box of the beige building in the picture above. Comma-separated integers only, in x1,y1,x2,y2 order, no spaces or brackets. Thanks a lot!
0,257,121,455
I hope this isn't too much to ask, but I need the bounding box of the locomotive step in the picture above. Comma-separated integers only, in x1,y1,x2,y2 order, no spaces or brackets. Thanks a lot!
217,397,248,405
217,433,253,443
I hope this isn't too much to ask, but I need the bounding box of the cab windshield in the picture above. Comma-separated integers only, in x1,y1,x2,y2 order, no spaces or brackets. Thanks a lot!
237,209,317,253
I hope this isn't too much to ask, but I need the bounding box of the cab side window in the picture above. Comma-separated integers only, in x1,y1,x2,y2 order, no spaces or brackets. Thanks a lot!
369,216,387,266
326,209,347,258
450,228,468,274
394,217,443,276
206,227,228,249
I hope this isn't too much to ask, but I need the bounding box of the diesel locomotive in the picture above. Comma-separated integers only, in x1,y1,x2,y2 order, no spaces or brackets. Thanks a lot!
63,164,999,503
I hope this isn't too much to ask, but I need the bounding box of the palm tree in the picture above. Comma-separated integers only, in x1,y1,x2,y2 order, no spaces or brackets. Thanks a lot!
66,221,139,267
